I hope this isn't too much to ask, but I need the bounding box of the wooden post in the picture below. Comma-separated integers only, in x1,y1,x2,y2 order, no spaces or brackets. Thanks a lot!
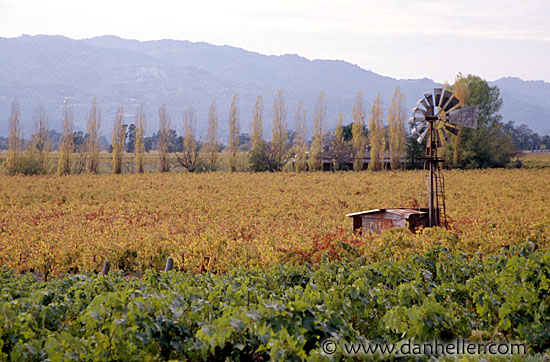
164,257,174,272
101,260,110,275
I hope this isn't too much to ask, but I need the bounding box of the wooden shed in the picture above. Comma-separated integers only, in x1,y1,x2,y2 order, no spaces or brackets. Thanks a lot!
346,208,433,234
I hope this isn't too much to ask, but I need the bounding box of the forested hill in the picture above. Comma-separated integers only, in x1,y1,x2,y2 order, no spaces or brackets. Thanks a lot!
1,34,549,137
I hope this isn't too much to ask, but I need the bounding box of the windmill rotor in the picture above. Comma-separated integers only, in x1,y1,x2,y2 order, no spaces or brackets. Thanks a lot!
408,87,478,151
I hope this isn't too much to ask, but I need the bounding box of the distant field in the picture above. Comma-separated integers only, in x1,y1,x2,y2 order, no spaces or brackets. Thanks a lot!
1,169,549,277
2,150,549,174
0,150,252,174
520,151,550,168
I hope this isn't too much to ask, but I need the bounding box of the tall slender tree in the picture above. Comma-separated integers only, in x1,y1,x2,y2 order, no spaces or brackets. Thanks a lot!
30,104,50,173
227,94,240,172
157,104,171,173
308,91,326,171
7,99,22,175
251,96,264,151
86,97,101,174
57,100,74,175
293,100,307,172
271,89,288,170
176,107,199,172
387,87,406,170
134,105,146,173
112,105,126,174
248,95,267,171
369,93,385,171
332,112,348,170
206,100,219,171
352,91,367,171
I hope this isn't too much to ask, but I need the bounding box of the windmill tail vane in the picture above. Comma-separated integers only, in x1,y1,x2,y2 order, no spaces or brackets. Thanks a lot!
408,87,479,228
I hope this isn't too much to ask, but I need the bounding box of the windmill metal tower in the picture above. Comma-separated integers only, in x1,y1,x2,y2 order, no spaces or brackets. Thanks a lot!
409,88,480,227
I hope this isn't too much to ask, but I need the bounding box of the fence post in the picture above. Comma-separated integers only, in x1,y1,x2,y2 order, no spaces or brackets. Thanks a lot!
101,261,110,276
164,257,174,272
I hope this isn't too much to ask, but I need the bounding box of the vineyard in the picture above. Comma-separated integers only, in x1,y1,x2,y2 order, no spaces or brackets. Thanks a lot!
1,169,549,276
1,169,550,360
1,244,549,360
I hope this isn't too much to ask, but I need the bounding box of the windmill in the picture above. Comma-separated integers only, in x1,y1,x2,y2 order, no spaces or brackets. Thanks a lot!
409,88,479,227
346,88,480,235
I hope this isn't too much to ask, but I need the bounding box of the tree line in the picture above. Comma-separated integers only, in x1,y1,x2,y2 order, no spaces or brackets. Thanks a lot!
2,74,547,175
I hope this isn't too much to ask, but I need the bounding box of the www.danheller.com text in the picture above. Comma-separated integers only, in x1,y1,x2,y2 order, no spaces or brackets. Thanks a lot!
320,338,526,356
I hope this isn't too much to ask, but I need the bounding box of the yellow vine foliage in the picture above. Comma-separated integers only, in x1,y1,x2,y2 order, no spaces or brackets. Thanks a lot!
0,169,549,276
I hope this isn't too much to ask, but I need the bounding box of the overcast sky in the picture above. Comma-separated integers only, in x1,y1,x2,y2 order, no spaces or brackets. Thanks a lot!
1,0,549,83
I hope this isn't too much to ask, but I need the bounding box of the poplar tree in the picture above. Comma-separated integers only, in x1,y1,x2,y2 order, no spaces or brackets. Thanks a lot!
86,97,101,174
332,112,348,170
176,107,199,172
308,91,326,171
57,100,74,175
368,93,385,171
157,104,171,173
293,100,307,172
387,87,406,170
206,100,219,171
248,95,267,171
112,105,126,174
7,99,22,175
271,89,288,170
227,94,240,172
134,105,146,173
352,91,367,171
251,96,264,152
30,104,50,173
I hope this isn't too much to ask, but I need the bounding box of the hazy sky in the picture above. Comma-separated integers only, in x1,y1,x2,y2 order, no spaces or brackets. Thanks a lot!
1,0,549,83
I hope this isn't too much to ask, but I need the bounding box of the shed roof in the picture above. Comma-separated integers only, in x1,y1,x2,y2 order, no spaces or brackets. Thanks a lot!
345,209,383,217
345,208,427,218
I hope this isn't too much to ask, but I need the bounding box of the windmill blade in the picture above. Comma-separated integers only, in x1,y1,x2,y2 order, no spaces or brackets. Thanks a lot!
435,130,442,148
443,96,460,112
433,88,443,107
416,97,429,109
444,124,460,136
411,106,426,116
409,115,425,125
412,121,427,133
449,105,479,129
417,127,429,143
439,89,452,108
411,122,427,136
424,92,434,107
440,128,451,144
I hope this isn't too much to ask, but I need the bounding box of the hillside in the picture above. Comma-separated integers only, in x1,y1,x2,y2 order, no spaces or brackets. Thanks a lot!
1,35,548,138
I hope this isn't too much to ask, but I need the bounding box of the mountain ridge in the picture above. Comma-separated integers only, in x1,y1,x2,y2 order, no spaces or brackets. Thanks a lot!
1,34,549,138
